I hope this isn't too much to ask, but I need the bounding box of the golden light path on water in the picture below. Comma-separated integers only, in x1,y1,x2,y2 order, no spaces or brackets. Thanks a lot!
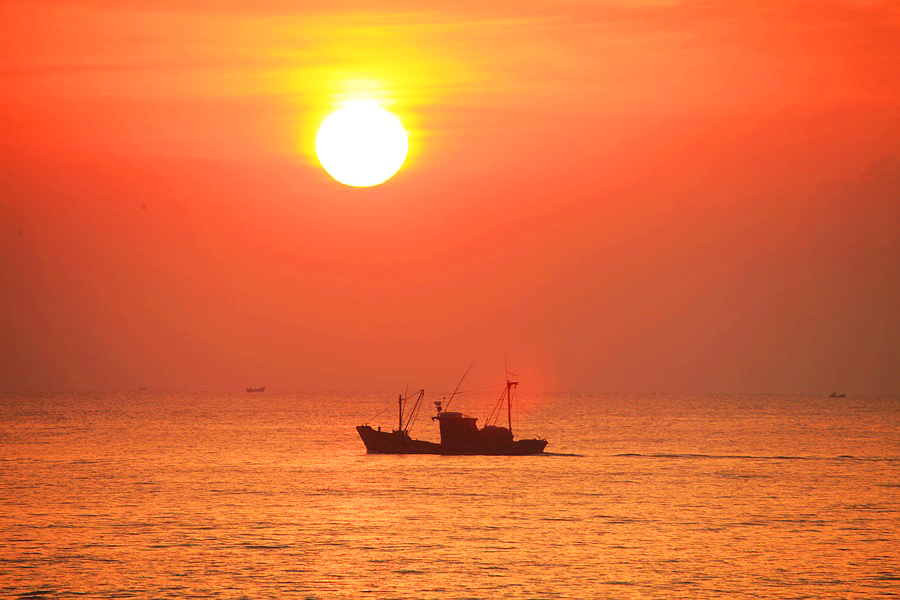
1,391,898,597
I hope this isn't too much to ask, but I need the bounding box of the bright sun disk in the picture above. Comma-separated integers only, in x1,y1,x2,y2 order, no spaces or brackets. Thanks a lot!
315,101,408,187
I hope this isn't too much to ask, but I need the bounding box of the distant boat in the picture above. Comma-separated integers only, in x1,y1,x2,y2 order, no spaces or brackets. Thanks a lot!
356,371,547,455
246,386,266,393
829,392,846,398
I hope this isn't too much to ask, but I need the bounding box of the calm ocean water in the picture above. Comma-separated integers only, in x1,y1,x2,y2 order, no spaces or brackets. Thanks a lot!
1,391,897,598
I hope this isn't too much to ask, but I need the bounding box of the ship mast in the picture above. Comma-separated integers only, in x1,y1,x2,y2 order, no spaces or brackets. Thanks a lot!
398,394,403,432
505,357,518,436
506,379,518,435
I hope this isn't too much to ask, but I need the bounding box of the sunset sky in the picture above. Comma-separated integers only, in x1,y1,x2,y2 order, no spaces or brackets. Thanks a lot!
2,0,898,394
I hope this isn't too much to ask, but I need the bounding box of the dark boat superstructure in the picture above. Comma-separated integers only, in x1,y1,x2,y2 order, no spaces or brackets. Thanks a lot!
356,378,547,455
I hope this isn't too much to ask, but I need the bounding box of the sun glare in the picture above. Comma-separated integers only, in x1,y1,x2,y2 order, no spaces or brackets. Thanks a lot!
315,101,408,187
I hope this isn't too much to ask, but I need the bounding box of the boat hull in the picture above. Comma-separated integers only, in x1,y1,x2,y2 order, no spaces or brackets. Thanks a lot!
356,426,442,454
356,425,546,455
442,438,548,455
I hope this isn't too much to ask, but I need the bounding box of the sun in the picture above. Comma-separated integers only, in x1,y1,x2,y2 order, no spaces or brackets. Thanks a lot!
315,101,409,187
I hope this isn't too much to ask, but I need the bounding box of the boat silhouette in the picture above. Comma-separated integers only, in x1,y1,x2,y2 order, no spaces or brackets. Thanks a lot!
357,375,547,455
246,386,266,393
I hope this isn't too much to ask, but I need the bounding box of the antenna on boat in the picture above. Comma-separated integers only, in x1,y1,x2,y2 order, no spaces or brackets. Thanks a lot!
442,360,474,412
504,357,518,436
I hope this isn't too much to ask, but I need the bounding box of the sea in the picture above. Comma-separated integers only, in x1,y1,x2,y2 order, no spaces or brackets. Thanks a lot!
1,391,897,598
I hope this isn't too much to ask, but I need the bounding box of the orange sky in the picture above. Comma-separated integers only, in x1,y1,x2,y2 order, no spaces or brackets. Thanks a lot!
1,0,898,393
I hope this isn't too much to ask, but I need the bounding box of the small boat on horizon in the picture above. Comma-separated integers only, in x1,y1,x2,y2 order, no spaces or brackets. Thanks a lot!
356,372,547,456
246,386,266,393
829,392,846,398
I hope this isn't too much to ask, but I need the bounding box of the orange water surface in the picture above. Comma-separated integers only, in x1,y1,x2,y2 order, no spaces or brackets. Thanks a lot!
1,392,898,597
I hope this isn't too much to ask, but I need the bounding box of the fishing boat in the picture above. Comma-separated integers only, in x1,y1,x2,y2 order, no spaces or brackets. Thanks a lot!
246,386,266,393
356,371,547,455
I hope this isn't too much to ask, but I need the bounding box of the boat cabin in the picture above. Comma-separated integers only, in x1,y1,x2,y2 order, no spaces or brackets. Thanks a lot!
432,410,514,449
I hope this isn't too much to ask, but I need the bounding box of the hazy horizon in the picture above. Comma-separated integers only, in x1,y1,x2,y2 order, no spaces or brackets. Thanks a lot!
1,385,896,397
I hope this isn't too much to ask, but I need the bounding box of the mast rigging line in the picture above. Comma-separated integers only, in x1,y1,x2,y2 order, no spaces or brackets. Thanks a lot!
366,402,395,424
366,389,423,428
455,383,505,395
486,385,507,427
428,384,504,397
403,389,426,432
441,361,475,413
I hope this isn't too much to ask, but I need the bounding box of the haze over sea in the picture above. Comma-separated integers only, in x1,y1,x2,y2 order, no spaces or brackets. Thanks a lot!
1,391,897,598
